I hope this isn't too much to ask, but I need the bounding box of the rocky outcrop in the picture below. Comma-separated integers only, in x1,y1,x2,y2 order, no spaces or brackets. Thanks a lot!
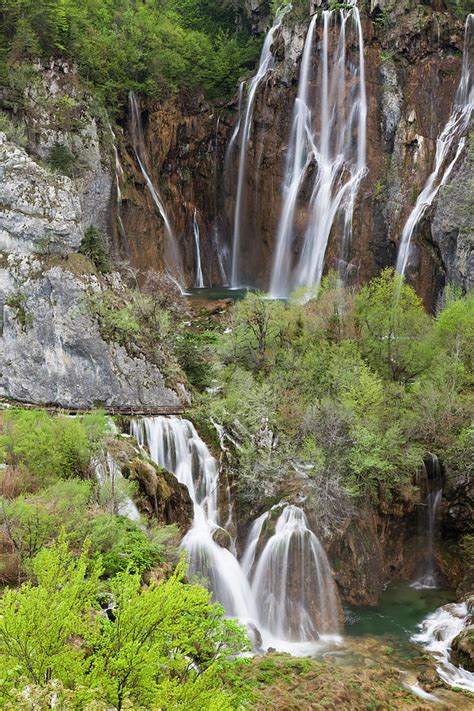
125,457,193,532
0,132,83,254
0,135,184,410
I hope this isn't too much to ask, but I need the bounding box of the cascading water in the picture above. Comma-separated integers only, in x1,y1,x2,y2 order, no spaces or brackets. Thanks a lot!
270,6,367,298
130,417,255,619
192,209,204,288
130,416,341,650
412,602,474,692
128,91,183,281
396,14,474,277
412,454,443,589
230,12,286,287
108,123,127,243
251,505,341,640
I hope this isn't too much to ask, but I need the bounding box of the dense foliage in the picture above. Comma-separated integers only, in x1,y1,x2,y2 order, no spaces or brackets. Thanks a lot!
190,272,473,528
0,542,249,709
0,0,259,104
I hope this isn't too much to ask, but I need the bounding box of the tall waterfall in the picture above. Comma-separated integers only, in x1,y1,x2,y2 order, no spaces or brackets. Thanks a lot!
192,209,204,288
396,14,473,277
230,12,286,287
270,8,367,297
412,455,443,589
131,416,341,650
128,91,183,280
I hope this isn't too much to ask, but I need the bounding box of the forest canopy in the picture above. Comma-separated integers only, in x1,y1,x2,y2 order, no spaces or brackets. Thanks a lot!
0,0,260,103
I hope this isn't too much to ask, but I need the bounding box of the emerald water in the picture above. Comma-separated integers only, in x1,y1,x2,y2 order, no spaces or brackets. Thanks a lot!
345,583,453,645
183,286,251,301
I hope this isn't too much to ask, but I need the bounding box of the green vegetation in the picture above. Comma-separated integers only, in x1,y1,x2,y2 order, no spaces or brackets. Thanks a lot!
0,542,250,709
191,271,473,518
79,226,110,273
0,0,260,105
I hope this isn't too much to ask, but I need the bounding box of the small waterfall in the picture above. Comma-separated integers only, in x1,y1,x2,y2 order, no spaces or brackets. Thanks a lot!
412,455,443,589
94,452,141,523
230,12,286,287
131,416,341,649
412,602,474,692
128,91,183,280
108,123,127,242
396,14,473,277
251,505,340,640
270,8,367,297
192,209,204,288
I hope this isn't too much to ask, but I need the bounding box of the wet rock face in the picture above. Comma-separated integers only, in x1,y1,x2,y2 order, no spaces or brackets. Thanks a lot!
126,457,193,532
0,132,83,254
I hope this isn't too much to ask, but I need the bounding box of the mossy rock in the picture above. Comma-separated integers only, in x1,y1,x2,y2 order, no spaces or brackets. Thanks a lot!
451,626,474,672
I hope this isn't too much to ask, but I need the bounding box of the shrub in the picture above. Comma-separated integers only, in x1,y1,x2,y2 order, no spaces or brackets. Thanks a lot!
79,226,110,273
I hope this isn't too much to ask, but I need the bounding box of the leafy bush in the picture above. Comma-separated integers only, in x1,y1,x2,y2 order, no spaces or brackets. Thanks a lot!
1,410,107,484
0,542,250,708
0,111,27,146
47,142,77,177
79,226,110,273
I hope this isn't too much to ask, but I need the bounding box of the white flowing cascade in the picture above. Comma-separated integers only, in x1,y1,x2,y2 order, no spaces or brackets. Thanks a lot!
412,602,474,692
192,209,204,288
396,13,474,277
131,416,340,650
412,454,443,590
230,11,287,287
128,91,183,280
270,6,367,297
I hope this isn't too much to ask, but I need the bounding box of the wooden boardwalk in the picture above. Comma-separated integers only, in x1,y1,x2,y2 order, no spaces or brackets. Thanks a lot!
0,398,185,417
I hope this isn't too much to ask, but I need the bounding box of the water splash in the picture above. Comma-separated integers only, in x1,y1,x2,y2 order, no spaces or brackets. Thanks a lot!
128,91,183,281
413,601,474,692
412,454,443,590
230,11,287,287
251,505,341,640
192,209,204,288
270,8,367,297
396,14,473,277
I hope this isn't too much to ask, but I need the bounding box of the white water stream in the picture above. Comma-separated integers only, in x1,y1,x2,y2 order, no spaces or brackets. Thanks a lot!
270,6,367,297
396,14,473,277
192,209,204,288
128,91,183,281
413,602,474,692
230,11,287,287
131,416,341,652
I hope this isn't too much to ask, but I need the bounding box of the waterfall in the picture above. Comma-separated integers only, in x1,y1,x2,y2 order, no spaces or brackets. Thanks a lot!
192,209,204,288
412,454,443,589
251,505,340,640
412,602,474,692
130,417,256,619
396,14,473,277
128,91,183,280
130,416,341,650
230,12,286,287
270,7,367,298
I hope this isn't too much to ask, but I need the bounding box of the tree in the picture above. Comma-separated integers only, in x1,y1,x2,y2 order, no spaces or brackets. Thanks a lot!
355,269,431,382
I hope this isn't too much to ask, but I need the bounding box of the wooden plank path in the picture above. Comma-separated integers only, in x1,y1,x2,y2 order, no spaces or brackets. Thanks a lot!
0,398,185,417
